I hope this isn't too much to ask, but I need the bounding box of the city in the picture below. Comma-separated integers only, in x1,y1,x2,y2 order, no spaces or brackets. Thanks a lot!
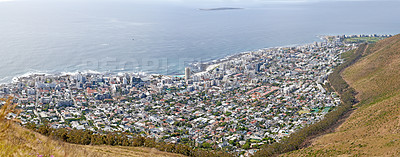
0,35,387,155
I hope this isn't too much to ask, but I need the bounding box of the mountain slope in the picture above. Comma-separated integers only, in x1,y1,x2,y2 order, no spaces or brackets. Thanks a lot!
0,121,185,157
284,34,400,156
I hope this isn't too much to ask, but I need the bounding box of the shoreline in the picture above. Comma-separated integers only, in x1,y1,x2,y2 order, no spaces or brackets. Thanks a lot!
1,39,321,86
190,39,323,75
1,34,391,86
2,41,320,86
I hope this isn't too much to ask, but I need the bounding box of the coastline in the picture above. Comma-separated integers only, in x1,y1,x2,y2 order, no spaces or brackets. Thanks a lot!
2,39,322,86
190,39,323,76
1,34,390,86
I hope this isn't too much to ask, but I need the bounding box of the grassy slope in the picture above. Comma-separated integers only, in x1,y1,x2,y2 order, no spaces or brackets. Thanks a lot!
80,145,185,157
0,121,184,157
284,34,400,156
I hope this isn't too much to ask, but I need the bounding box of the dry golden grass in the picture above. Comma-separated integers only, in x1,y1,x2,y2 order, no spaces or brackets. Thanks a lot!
0,121,103,157
0,122,185,157
0,98,184,157
283,34,400,156
80,145,185,157
342,35,400,103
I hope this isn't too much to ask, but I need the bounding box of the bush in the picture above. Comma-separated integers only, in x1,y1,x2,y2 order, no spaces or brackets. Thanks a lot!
27,122,234,157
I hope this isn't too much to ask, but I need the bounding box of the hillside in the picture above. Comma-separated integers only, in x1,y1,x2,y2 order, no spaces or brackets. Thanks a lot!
0,122,185,157
284,34,400,156
0,98,184,157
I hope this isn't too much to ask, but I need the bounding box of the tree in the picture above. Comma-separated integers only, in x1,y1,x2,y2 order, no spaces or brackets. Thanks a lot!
202,142,212,148
242,143,250,149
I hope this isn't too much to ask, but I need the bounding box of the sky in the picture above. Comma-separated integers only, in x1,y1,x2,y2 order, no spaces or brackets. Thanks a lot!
140,0,387,3
113,0,396,8
134,0,395,9
0,0,389,5
0,0,394,10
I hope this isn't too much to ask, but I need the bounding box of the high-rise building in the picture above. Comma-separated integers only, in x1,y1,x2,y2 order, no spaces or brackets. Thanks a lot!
185,67,191,84
122,77,128,85
77,72,83,82
255,63,261,72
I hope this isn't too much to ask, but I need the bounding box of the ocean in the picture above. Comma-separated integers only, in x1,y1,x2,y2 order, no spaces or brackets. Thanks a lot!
0,0,399,83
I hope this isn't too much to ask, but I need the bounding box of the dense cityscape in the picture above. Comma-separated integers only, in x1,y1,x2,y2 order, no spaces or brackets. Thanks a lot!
0,35,391,156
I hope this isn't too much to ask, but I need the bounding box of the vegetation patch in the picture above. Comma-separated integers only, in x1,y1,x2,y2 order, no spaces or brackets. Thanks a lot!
344,37,386,44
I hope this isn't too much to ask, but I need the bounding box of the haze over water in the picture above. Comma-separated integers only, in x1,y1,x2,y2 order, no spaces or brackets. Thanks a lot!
0,0,399,83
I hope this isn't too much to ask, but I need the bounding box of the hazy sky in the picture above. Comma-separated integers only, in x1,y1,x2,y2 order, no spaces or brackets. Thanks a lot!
0,0,384,3
0,0,392,9
133,0,392,8
124,0,396,7
142,0,386,3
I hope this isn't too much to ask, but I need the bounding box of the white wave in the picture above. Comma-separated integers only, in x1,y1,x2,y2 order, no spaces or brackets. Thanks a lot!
60,70,102,76
0,77,11,85
60,71,81,76
9,69,106,84
82,70,102,74
11,71,51,84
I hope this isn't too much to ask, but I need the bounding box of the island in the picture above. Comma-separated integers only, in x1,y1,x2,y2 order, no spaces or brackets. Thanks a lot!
199,7,244,11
